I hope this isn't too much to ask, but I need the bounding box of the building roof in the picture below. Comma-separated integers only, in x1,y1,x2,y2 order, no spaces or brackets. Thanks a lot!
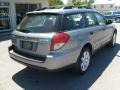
93,0,115,5
115,3,120,6
93,0,120,6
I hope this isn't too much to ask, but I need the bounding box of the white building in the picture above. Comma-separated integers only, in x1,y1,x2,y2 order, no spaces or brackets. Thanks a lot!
92,0,120,13
0,0,49,32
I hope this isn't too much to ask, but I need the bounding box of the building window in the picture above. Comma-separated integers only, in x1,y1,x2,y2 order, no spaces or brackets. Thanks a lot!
110,5,113,8
39,3,41,9
28,4,38,11
0,2,11,31
115,6,117,10
0,2,9,6
101,5,104,8
16,4,38,24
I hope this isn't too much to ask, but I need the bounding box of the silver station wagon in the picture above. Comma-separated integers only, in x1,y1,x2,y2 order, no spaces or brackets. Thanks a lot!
9,6,117,74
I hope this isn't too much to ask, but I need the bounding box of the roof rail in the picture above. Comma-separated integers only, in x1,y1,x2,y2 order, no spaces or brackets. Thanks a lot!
35,6,56,11
35,5,92,11
63,6,92,9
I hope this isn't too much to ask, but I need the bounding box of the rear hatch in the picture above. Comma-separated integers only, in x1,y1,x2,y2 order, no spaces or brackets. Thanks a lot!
12,13,61,57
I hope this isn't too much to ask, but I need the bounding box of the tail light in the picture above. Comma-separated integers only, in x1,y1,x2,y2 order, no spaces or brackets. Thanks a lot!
51,32,70,51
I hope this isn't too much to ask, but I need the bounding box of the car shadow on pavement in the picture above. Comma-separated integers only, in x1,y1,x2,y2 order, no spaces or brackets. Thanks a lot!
12,44,120,90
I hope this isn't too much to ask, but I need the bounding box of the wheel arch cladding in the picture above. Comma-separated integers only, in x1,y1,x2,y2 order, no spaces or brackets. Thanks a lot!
82,43,93,55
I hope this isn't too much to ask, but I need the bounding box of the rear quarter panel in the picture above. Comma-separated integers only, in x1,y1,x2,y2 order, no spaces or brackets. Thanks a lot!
53,28,94,63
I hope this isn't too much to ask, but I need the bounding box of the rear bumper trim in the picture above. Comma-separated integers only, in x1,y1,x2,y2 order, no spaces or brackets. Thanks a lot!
10,50,44,63
8,45,77,70
9,46,46,63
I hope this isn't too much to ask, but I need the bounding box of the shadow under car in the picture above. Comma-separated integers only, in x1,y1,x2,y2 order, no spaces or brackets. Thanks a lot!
12,43,120,90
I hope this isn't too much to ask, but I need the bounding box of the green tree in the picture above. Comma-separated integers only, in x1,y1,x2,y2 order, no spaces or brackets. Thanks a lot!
72,0,82,6
87,0,94,7
68,0,94,7
49,0,63,6
67,0,73,5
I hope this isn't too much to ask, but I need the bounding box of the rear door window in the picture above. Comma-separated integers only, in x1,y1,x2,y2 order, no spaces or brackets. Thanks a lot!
62,13,85,31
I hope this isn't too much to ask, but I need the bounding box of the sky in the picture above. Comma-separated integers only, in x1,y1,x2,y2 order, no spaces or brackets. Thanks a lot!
61,0,120,5
61,0,68,5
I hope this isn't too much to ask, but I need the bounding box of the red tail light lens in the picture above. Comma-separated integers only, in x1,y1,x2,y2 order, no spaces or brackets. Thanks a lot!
51,32,70,51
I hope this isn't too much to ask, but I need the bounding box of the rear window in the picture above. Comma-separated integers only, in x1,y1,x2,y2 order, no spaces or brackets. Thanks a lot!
17,14,60,33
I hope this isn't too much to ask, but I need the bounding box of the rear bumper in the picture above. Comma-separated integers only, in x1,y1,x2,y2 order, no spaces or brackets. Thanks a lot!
8,46,77,70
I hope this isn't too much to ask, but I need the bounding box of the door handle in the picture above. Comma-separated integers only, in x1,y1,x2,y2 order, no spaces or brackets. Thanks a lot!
102,28,106,31
90,31,94,35
90,30,99,35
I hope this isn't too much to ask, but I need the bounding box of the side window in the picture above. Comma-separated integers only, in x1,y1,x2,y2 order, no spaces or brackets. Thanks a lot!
118,12,120,14
115,12,120,14
85,13,98,27
95,13,106,25
63,13,85,30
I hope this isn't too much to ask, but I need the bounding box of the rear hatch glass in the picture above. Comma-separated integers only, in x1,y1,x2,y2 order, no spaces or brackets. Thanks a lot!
17,14,60,33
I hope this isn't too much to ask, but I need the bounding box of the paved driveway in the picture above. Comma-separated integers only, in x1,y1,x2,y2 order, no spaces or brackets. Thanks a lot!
0,23,120,90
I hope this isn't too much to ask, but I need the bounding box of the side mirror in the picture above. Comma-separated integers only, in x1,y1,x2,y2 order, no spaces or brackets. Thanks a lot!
106,20,113,24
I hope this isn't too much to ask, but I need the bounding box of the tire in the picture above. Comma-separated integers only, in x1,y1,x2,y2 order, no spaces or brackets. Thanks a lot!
108,33,117,47
115,18,120,23
73,47,91,74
